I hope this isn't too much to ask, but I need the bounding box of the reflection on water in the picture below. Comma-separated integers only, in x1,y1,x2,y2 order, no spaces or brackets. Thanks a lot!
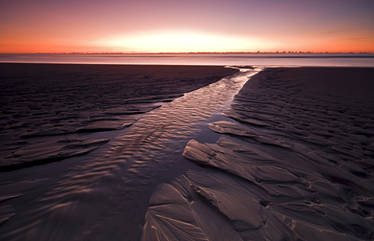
0,67,260,241
1,53,374,66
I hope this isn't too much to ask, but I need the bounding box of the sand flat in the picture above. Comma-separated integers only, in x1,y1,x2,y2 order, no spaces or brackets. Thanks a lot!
2,65,373,240
144,67,374,240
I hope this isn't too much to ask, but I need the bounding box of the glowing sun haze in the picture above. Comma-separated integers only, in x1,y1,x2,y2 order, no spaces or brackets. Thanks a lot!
1,0,373,53
95,31,276,52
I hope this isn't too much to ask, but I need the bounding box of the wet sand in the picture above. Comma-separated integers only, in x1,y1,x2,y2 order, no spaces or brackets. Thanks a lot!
1,65,373,240
143,68,374,240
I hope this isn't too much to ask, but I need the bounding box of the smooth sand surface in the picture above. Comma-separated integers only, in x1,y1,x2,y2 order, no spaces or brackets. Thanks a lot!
143,68,374,241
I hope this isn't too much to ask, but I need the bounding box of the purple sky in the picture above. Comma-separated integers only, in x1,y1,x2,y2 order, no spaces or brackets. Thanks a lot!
1,0,373,52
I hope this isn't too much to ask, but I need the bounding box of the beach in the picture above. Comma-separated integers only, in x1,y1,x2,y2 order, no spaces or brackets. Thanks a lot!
2,0,374,239
1,64,374,240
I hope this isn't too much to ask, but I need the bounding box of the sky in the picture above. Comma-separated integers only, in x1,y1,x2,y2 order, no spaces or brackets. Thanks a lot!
0,0,373,53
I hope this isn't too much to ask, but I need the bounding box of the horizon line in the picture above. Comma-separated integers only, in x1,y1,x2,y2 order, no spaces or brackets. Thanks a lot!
1,51,374,55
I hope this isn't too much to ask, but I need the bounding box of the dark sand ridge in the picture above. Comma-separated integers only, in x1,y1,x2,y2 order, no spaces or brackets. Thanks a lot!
143,68,374,240
0,64,259,240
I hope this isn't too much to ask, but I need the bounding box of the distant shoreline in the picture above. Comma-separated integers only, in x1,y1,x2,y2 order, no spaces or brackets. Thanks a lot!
1,54,374,67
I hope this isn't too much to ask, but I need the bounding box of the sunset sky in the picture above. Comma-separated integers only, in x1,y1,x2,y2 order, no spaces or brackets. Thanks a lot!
1,0,373,53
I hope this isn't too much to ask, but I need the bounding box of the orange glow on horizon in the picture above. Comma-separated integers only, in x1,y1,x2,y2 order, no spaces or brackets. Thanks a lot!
1,30,373,54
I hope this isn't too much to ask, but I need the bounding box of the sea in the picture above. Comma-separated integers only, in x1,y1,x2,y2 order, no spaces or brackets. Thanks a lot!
1,53,374,66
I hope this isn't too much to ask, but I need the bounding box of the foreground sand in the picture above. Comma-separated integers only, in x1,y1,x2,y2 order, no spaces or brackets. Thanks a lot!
143,68,374,240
